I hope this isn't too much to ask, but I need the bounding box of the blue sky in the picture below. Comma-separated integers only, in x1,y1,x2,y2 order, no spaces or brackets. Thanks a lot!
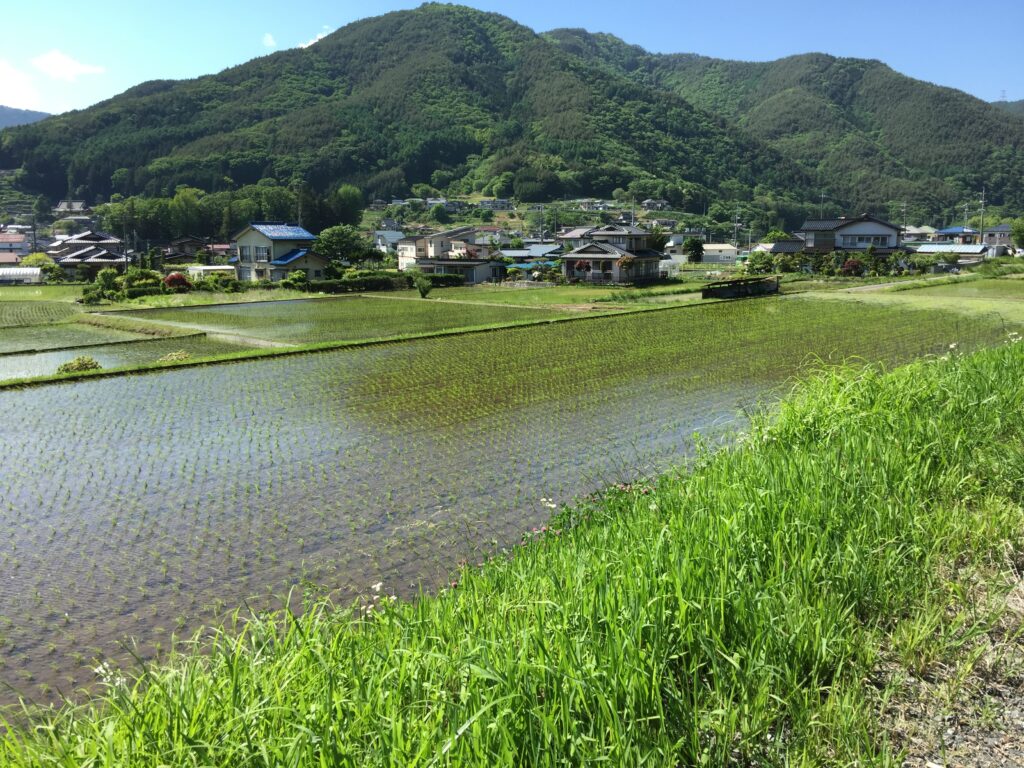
2,0,1022,114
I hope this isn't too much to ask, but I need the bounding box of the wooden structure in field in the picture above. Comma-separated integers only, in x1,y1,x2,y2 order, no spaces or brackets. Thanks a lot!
701,276,780,300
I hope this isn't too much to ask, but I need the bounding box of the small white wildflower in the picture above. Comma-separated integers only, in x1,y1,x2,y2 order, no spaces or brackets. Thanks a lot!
371,581,383,593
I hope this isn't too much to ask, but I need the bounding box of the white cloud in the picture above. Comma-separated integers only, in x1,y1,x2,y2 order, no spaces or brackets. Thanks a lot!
263,32,277,48
31,49,105,83
299,26,331,49
0,60,43,111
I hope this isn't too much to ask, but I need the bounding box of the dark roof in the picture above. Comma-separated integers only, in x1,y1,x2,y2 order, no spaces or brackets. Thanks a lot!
799,214,898,232
561,242,662,260
760,239,804,254
986,224,1012,233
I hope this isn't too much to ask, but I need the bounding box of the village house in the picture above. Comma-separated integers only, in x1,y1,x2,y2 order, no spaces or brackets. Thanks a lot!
47,231,126,277
559,224,662,284
397,226,505,284
478,198,514,211
983,223,1013,249
902,225,937,242
231,222,327,283
795,215,901,254
0,232,30,262
641,199,670,211
166,235,209,260
374,230,405,255
751,240,805,256
934,226,979,244
52,200,90,216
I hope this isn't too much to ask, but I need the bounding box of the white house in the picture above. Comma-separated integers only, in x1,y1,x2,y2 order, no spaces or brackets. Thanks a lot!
795,215,901,253
397,226,504,285
231,222,329,283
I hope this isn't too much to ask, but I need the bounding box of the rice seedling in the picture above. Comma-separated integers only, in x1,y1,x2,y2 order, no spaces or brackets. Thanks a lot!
0,337,1021,764
115,295,571,344
0,296,1013,717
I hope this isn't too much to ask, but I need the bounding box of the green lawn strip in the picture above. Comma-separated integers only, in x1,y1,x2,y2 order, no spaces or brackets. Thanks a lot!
0,285,88,304
805,289,1024,326
892,277,1024,300
0,300,731,389
2,342,1020,764
75,311,217,337
883,274,984,292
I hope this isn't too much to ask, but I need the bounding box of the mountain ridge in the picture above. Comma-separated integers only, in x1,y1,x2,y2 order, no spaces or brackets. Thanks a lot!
1,4,1020,219
545,29,1024,213
0,105,50,129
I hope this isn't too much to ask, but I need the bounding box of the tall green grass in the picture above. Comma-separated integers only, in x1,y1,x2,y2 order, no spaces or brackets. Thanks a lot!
3,341,1023,765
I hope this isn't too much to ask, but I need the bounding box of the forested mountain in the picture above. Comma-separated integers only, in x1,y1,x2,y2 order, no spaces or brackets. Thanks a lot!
0,4,809,209
0,106,49,129
546,29,1024,214
993,99,1024,117
3,5,1021,220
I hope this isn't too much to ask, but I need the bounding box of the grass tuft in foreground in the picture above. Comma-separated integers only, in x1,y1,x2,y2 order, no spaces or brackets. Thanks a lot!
2,343,1023,765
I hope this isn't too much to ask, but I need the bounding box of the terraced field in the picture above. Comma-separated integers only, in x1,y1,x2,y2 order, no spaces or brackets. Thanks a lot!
0,323,142,355
0,296,1013,704
0,336,251,380
117,295,572,344
0,300,82,327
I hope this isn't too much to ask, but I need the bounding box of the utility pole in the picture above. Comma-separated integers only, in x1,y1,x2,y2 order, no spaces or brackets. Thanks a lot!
733,209,741,246
979,187,986,249
819,192,826,219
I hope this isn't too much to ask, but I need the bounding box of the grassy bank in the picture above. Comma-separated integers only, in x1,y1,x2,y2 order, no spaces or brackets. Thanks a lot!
2,340,1022,764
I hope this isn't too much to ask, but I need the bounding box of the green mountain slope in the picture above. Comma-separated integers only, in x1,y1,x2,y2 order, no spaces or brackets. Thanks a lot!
546,29,1024,213
0,4,809,207
0,106,49,130
993,99,1024,117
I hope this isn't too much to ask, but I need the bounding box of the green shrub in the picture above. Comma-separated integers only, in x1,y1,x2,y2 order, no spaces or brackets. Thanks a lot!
55,356,102,374
124,286,165,299
157,351,192,363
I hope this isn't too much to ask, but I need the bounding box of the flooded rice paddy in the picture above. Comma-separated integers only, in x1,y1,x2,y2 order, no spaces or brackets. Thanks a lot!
0,297,1012,705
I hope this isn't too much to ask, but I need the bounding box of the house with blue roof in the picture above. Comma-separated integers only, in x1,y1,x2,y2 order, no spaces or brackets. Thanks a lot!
934,225,979,245
232,222,329,283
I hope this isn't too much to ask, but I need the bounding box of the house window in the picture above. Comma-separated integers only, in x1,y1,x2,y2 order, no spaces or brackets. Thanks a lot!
314,270,322,278
239,245,252,262
255,246,270,260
